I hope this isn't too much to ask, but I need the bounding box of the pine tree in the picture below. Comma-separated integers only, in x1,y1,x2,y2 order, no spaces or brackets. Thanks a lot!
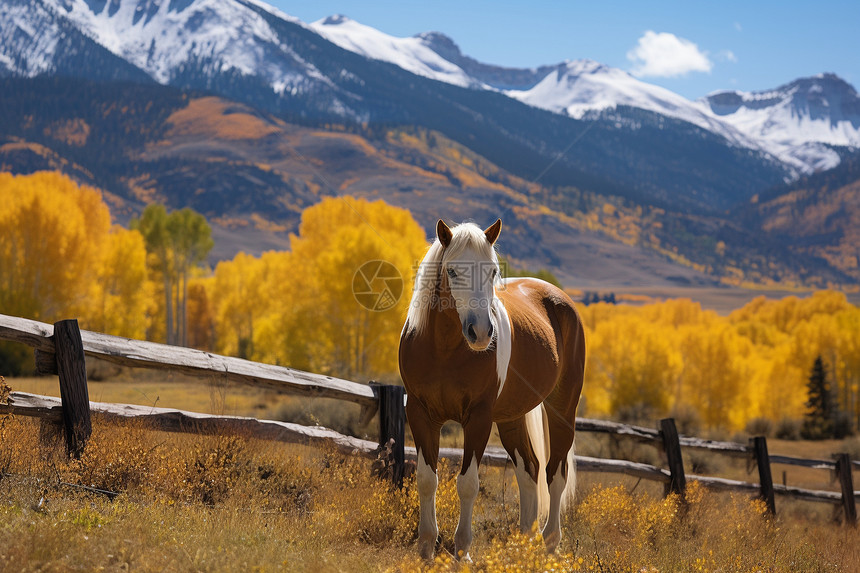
802,356,836,439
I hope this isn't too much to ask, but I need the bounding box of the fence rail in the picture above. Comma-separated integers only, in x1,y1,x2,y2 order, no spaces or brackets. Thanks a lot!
0,313,856,524
0,314,377,409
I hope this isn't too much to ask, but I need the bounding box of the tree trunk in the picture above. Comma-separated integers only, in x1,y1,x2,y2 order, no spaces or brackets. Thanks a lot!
163,272,173,346
181,269,188,347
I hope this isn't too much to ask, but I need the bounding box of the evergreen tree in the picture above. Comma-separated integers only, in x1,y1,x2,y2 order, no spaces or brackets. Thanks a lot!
802,356,836,439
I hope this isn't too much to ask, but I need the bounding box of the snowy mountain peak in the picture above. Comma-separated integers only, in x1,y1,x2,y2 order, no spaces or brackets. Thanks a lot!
25,0,317,93
1,0,855,177
320,13,351,26
311,14,482,88
414,31,462,59
315,12,858,174
701,73,860,172
561,59,609,75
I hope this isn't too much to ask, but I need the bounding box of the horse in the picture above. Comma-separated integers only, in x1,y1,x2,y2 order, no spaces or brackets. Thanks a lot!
399,218,586,561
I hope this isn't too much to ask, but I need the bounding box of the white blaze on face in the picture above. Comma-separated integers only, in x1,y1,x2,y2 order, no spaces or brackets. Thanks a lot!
443,245,499,351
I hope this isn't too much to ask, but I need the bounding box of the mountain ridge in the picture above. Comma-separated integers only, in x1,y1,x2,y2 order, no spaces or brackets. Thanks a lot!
313,13,859,175
2,0,859,290
1,0,790,215
1,75,856,289
3,0,855,180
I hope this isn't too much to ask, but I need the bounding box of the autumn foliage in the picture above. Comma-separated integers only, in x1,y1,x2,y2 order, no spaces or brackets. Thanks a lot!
2,171,860,433
204,196,428,378
0,172,148,337
582,292,860,431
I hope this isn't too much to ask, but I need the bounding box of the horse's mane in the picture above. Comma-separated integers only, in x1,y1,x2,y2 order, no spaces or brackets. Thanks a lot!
405,222,500,334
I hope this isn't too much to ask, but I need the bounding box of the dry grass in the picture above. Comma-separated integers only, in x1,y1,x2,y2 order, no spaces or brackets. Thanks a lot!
3,376,858,571
6,374,466,448
1,405,858,572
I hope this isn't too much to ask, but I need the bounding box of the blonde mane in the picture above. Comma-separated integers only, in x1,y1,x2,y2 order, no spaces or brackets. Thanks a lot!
405,222,500,334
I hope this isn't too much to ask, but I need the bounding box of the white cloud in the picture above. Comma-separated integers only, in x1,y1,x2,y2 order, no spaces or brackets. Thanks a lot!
734,21,743,32
626,31,713,78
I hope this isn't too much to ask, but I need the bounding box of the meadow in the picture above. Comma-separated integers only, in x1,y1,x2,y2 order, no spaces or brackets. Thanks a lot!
2,375,859,572
3,172,860,570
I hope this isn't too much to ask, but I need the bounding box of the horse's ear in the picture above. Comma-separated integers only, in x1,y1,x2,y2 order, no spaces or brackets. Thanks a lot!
436,219,453,248
484,218,502,245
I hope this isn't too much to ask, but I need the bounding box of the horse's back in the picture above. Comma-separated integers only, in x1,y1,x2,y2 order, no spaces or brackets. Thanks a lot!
493,278,585,421
498,277,582,343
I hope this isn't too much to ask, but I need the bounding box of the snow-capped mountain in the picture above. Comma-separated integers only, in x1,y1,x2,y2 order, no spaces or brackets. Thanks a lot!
701,74,860,172
310,15,482,89
0,0,152,81
315,15,859,174
502,59,758,150
313,17,753,149
0,0,795,212
10,0,317,92
3,0,853,176
0,0,369,120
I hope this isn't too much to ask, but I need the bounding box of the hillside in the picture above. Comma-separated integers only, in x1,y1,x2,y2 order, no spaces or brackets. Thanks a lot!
1,76,856,290
740,151,860,281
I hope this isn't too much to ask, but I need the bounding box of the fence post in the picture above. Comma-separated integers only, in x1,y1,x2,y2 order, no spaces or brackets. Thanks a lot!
834,453,857,526
659,418,686,499
53,319,91,458
750,436,776,515
370,383,406,487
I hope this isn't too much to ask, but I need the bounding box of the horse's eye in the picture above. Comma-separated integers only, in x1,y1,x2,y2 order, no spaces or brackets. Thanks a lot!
446,267,457,279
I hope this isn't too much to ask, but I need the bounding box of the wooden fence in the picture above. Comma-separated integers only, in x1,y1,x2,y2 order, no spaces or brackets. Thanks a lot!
0,314,856,524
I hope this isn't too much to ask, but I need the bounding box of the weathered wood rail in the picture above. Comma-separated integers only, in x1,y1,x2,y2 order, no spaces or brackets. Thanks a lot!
0,313,856,523
0,314,377,408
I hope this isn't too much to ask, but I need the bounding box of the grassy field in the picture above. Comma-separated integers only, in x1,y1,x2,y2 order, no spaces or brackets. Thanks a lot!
8,372,857,494
3,375,860,571
568,285,860,315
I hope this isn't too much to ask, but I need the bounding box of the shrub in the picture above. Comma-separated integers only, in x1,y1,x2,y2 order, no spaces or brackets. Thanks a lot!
775,417,802,440
833,412,855,439
688,450,723,475
841,435,860,460
0,341,33,377
744,417,773,438
670,404,702,435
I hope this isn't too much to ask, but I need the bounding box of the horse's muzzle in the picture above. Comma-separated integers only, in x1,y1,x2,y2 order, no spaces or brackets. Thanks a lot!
463,312,494,350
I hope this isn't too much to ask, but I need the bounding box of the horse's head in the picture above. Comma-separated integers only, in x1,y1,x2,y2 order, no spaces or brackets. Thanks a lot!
437,218,502,351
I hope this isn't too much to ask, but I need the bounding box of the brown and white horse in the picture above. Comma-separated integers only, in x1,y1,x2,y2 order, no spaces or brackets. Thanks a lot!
399,218,586,560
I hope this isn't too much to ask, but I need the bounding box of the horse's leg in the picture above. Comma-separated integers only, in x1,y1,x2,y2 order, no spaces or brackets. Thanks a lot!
406,399,442,560
541,408,575,553
535,304,586,553
497,416,542,533
542,368,584,551
454,405,493,561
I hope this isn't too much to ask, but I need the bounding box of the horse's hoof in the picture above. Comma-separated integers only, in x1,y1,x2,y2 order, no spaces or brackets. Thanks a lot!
543,530,561,553
418,541,435,561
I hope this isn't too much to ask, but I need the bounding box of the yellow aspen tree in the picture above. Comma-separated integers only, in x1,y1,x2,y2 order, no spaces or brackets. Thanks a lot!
84,226,149,338
0,171,110,321
210,251,269,358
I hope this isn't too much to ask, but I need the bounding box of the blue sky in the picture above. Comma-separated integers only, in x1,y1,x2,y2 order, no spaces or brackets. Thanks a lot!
272,0,859,100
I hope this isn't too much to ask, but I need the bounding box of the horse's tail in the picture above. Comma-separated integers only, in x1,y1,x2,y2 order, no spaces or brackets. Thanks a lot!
524,403,550,526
